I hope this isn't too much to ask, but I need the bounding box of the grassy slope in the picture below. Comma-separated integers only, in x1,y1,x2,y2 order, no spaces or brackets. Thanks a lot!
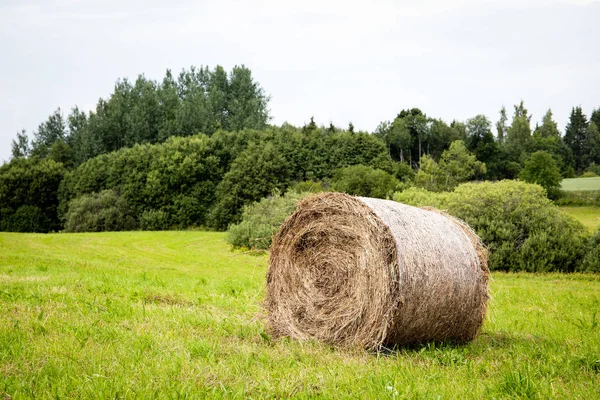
560,206,600,232
561,177,600,191
1,232,599,399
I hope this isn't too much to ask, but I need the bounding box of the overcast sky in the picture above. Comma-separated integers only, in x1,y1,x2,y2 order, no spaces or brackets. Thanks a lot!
1,0,599,163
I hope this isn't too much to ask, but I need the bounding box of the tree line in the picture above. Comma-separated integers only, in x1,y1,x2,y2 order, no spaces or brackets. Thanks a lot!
2,64,600,233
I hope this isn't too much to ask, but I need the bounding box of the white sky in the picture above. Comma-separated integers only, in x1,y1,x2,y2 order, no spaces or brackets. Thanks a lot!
1,0,599,163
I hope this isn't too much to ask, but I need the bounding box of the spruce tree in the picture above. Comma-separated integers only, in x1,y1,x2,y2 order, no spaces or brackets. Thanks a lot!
564,106,588,172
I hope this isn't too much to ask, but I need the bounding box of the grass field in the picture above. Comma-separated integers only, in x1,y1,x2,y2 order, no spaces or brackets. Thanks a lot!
561,177,600,191
560,206,600,232
1,232,599,399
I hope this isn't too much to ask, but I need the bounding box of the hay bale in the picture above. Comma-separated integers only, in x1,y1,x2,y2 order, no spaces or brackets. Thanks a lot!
266,192,489,349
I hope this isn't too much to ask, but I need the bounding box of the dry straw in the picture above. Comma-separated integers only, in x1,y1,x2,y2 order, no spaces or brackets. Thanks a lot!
266,192,489,349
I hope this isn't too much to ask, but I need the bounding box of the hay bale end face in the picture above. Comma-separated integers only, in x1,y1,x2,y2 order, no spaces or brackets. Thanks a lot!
266,192,489,349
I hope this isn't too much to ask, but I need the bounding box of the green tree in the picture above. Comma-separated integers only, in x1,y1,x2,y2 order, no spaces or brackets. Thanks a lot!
397,108,429,165
208,142,290,230
519,151,562,198
331,165,399,198
465,115,497,171
535,109,560,138
31,108,67,158
415,141,485,191
564,106,589,172
505,101,532,160
496,106,508,143
10,129,30,159
582,121,600,169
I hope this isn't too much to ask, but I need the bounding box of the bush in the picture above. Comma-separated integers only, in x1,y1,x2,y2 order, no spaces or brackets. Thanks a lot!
579,228,600,273
227,190,310,249
581,171,599,178
554,190,600,206
587,162,600,176
446,181,588,272
392,187,450,209
292,180,327,194
331,165,399,198
139,210,170,231
0,158,66,232
0,205,51,233
64,190,137,232
394,181,589,272
59,135,221,230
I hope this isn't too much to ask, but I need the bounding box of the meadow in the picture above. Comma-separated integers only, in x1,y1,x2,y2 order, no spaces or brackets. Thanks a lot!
1,231,599,399
561,177,600,191
560,206,600,232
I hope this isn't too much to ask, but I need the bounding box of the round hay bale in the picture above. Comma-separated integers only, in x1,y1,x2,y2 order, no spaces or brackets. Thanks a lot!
266,192,489,349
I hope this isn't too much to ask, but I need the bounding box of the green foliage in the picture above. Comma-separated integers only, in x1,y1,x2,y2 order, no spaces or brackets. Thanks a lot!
519,151,562,198
227,191,310,249
30,108,67,159
331,165,399,198
11,129,30,159
60,135,221,229
0,205,51,233
586,162,600,175
208,142,290,230
395,181,589,272
64,189,137,232
393,187,450,209
0,158,66,232
564,106,589,173
139,210,170,231
292,180,327,194
554,191,600,207
465,115,497,173
505,101,532,159
446,181,588,272
415,141,485,192
580,228,600,272
581,171,599,178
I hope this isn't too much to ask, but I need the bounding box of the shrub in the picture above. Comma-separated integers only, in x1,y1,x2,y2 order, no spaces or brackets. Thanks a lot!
227,190,310,249
59,135,221,229
64,189,137,232
446,181,588,272
139,210,170,231
292,180,327,194
0,158,66,232
587,162,600,176
581,171,598,178
554,190,600,206
331,165,399,198
392,187,450,209
0,205,51,233
579,228,600,273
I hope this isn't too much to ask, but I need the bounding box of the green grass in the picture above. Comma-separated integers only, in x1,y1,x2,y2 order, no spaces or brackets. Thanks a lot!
561,177,600,191
1,232,599,399
560,206,600,232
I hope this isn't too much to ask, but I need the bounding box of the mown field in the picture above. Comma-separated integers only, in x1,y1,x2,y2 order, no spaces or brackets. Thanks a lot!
561,177,600,191
560,206,600,232
1,232,599,399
